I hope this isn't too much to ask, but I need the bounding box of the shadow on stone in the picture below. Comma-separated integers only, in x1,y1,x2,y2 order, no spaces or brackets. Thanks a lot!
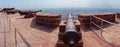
30,18,57,33
82,21,120,32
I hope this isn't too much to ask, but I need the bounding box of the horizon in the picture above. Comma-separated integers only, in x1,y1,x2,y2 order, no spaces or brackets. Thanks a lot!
0,0,120,9
1,7,120,11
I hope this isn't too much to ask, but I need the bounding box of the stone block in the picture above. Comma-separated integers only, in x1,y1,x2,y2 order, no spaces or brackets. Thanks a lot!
35,13,61,27
78,13,116,27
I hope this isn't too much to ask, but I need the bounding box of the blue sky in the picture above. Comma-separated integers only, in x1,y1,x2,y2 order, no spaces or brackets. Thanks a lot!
0,0,120,9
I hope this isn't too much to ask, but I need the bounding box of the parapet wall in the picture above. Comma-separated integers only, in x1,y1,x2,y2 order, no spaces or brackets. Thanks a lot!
18,10,42,18
78,13,116,27
1,8,18,14
24,11,35,18
59,20,81,33
116,13,120,18
35,13,61,27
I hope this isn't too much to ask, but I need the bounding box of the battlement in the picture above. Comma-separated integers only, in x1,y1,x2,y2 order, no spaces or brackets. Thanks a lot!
78,13,116,27
35,13,61,27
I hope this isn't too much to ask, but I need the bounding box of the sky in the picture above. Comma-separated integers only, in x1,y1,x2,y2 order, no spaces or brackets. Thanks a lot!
0,0,120,9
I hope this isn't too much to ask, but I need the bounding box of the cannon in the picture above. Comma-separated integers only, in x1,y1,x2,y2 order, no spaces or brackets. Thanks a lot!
1,8,15,12
6,10,18,14
18,10,29,15
56,13,83,47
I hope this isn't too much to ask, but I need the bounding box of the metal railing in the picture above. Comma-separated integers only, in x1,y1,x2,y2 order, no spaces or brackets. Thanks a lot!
0,12,31,47
90,14,120,47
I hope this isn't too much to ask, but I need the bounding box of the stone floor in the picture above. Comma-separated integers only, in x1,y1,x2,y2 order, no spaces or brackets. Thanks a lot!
0,12,120,47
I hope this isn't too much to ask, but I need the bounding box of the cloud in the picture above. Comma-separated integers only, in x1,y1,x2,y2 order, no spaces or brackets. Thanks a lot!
0,0,120,9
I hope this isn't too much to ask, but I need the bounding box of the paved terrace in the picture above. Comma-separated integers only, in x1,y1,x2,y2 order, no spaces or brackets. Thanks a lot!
0,12,120,47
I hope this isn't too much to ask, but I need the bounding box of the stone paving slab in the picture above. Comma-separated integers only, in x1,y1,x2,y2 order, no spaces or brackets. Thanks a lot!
1,12,120,47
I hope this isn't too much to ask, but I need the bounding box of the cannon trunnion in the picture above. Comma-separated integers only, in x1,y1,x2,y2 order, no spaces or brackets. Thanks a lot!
56,14,83,47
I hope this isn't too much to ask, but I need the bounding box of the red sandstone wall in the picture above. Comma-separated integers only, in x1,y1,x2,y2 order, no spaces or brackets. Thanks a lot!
78,13,116,27
78,14,91,27
18,10,41,18
59,21,81,33
116,13,120,18
35,14,61,27
93,13,115,25
24,11,35,18
6,10,18,14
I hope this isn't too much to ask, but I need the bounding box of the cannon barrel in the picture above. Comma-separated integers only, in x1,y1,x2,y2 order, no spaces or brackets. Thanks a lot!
63,13,80,47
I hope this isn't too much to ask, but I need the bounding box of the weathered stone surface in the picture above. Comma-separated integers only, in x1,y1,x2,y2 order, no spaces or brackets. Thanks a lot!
116,13,120,18
18,10,42,18
1,8,18,14
35,13,61,27
18,10,35,18
1,12,116,47
24,11,35,18
6,10,18,14
78,13,116,27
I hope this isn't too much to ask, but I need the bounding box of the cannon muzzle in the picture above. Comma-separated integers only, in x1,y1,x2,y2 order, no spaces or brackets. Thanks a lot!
63,13,80,47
